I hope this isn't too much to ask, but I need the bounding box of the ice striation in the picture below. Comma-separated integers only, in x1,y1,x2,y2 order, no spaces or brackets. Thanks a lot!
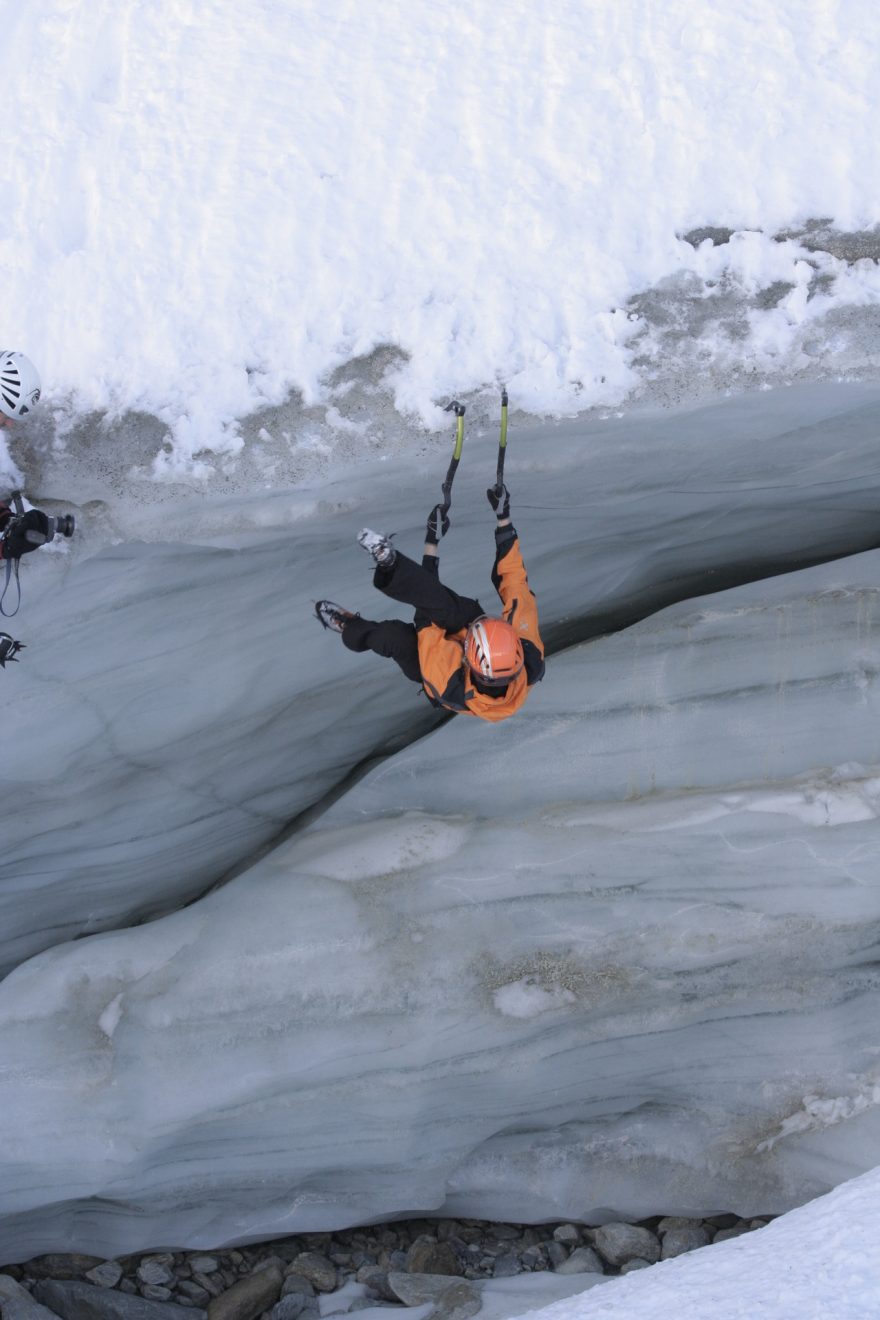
3,383,880,1257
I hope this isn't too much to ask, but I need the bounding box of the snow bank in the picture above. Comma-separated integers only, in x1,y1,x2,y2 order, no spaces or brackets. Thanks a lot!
511,1166,880,1319
3,0,880,478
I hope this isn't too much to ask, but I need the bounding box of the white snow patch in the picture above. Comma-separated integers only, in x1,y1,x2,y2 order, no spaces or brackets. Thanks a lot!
493,978,577,1020
3,2,880,470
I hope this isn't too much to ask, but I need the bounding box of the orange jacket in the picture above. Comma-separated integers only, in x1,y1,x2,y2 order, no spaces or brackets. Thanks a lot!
417,531,544,721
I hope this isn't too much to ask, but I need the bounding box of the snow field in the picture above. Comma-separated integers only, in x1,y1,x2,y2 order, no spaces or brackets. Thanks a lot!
2,0,880,479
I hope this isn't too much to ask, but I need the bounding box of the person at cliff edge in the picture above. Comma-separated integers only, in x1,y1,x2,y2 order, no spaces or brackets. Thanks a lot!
0,351,75,667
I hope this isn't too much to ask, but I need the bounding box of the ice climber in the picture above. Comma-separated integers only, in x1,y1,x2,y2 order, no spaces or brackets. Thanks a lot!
315,483,545,722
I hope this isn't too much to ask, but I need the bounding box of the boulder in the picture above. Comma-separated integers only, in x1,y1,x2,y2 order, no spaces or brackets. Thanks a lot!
386,1273,480,1320
553,1247,604,1276
591,1224,660,1267
353,1269,396,1304
287,1257,335,1296
32,1281,203,1320
0,1275,65,1320
490,1256,519,1279
268,1299,308,1320
660,1225,711,1259
713,1225,752,1244
24,1261,105,1283
404,1239,460,1278
185,1263,218,1280
279,1279,314,1301
84,1267,123,1291
207,1268,283,1320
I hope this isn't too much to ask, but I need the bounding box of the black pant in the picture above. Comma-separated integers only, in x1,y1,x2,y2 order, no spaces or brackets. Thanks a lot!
342,552,484,683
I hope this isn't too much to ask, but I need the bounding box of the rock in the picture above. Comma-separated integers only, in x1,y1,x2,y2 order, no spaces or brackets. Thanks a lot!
706,1214,739,1230
404,1239,460,1278
177,1285,211,1307
192,1278,223,1301
187,1263,219,1279
389,1254,409,1274
137,1262,176,1291
551,1225,580,1246
268,1299,307,1320
259,1246,304,1267
544,1243,567,1268
591,1224,660,1268
207,1268,283,1320
0,1275,65,1320
490,1256,520,1279
660,1225,711,1259
249,1262,286,1280
656,1217,701,1234
619,1259,652,1275
140,1290,173,1304
138,1266,173,1291
552,1248,604,1276
279,1279,314,1300
487,1226,519,1242
25,1259,106,1282
301,1240,331,1255
386,1274,480,1320
85,1266,124,1290
712,1226,752,1244
435,1224,461,1244
32,1280,204,1320
520,1248,544,1271
287,1258,335,1296
354,1270,395,1304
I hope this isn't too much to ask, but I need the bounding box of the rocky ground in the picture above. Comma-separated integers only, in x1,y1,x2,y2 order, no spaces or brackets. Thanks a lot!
0,1212,773,1320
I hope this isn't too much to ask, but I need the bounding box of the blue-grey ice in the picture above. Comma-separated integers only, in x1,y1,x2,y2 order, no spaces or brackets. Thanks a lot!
2,385,880,1259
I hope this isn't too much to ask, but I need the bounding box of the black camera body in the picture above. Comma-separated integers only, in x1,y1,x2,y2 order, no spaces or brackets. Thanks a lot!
1,491,75,557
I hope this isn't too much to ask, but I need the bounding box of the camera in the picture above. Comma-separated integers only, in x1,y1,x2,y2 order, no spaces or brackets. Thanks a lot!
1,491,76,555
27,512,75,545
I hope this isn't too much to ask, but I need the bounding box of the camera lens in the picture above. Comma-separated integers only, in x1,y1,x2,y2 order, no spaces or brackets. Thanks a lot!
55,514,75,538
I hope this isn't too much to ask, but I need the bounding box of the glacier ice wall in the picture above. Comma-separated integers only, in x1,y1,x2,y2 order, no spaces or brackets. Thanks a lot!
2,533,880,1258
4,383,880,975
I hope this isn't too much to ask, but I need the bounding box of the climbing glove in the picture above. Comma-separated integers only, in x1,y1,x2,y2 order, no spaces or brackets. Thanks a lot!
486,483,511,520
425,503,450,545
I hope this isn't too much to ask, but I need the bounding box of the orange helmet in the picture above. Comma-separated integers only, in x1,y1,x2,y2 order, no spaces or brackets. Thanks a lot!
464,616,524,686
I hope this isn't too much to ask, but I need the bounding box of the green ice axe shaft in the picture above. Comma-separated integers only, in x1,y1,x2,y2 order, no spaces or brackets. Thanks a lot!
495,386,508,492
441,400,465,514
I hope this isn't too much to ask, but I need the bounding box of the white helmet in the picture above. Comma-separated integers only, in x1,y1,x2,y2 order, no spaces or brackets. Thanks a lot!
0,351,41,419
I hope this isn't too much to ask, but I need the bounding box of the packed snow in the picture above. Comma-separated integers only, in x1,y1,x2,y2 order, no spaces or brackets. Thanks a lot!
3,0,880,487
3,1,880,1317
506,1167,880,1319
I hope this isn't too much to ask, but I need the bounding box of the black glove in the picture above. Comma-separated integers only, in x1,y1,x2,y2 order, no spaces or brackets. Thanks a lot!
425,503,450,545
486,483,511,519
2,509,50,558
0,632,24,667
